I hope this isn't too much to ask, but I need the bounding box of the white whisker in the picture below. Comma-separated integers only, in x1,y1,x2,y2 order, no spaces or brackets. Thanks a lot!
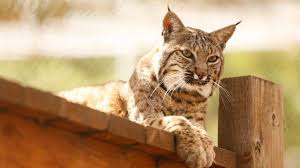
212,81,234,112
162,75,183,102
149,72,179,97
168,79,185,105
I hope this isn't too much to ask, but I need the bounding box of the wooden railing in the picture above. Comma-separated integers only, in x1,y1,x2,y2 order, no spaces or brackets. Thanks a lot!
0,76,283,168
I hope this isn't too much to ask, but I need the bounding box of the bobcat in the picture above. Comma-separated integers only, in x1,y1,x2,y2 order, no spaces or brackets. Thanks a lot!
59,9,239,168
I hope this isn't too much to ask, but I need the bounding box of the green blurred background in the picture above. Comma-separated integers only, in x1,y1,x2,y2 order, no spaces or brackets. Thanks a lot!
0,0,299,167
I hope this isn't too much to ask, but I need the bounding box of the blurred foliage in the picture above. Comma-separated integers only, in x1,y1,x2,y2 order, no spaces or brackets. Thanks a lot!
0,0,20,21
0,57,115,92
0,50,299,153
0,0,299,23
0,0,71,23
29,0,71,23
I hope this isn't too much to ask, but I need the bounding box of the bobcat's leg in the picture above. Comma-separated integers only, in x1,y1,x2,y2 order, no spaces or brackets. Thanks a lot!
146,116,215,168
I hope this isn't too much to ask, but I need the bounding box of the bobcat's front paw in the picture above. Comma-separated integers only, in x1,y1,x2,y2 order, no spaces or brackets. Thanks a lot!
176,128,215,168
150,116,215,168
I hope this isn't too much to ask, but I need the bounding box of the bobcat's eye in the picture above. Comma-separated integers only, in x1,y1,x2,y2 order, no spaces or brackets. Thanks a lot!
181,50,193,58
207,55,219,63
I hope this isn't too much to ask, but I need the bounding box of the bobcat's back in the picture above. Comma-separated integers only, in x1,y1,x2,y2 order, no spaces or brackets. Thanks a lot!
58,80,128,118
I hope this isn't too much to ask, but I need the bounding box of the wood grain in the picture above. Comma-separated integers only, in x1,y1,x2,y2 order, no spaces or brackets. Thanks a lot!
218,76,284,168
0,112,183,168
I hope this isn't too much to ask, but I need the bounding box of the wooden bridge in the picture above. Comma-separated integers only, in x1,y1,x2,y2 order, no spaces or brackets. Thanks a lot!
0,76,283,168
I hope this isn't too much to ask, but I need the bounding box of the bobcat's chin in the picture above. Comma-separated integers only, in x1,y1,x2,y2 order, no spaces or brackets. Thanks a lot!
185,81,213,98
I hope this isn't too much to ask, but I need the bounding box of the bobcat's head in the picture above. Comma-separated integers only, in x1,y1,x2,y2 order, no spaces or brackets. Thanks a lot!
155,9,239,98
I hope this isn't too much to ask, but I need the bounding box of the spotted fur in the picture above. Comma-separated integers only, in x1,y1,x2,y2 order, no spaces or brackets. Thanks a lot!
59,10,239,168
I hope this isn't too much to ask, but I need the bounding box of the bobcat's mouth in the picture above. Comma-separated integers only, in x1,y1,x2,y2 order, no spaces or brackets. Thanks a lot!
183,74,214,98
159,77,213,98
184,78,210,85
184,75,211,86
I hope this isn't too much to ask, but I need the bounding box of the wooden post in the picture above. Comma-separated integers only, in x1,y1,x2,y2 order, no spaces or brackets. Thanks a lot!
218,76,284,168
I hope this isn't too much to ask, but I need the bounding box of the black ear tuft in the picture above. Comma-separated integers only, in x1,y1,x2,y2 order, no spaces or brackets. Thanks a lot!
235,20,242,26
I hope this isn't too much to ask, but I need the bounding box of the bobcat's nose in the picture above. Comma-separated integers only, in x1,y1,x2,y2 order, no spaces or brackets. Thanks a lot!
196,72,208,81
193,73,207,80
199,75,207,81
195,67,208,81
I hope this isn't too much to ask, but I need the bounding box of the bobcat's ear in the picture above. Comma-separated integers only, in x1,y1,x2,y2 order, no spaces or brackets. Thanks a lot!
162,10,185,38
210,21,241,49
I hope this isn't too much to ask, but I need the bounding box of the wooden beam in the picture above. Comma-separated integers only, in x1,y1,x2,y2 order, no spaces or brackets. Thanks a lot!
218,76,284,168
0,77,236,168
0,112,182,168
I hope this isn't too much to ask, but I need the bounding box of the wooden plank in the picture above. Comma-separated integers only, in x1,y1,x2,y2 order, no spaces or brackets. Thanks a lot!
0,112,185,168
0,78,25,106
218,76,284,168
108,115,146,144
0,77,237,168
55,101,110,132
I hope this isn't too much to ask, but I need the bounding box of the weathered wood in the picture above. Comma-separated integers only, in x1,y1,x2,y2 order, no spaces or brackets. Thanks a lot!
0,77,237,168
0,112,181,168
218,76,284,168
